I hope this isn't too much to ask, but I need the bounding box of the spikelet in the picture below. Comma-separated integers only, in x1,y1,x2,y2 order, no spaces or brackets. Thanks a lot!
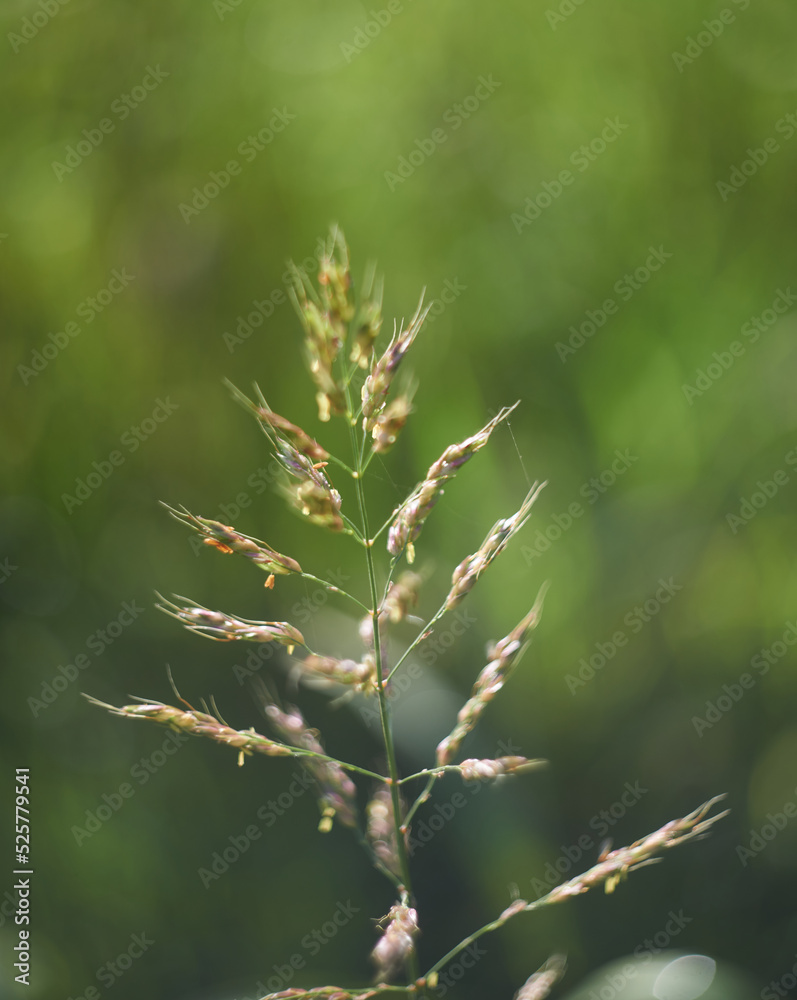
370,903,419,981
161,504,302,582
458,756,547,781
388,404,519,563
436,584,548,766
514,955,567,1000
272,435,344,531
289,227,352,420
445,482,545,609
366,785,407,879
350,262,384,368
361,295,429,430
225,381,329,463
262,698,358,832
155,594,305,651
297,654,378,695
83,695,293,763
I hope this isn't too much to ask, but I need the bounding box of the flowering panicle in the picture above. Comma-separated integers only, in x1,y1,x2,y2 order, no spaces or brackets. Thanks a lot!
371,902,419,981
83,695,293,764
436,584,548,766
366,785,407,879
289,228,353,421
262,697,358,832
458,756,546,782
297,653,377,695
155,594,305,651
445,482,546,609
350,262,384,369
388,403,519,563
87,229,728,1000
361,294,430,431
161,504,302,585
514,955,567,1000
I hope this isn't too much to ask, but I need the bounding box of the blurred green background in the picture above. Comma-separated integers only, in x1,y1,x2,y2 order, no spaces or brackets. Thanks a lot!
2,0,797,998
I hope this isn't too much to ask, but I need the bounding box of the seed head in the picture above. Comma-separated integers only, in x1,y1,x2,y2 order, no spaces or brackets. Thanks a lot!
459,756,547,781
370,390,414,454
388,403,519,562
273,436,343,532
366,785,407,879
362,294,429,430
161,504,302,579
350,262,384,368
262,697,358,831
298,654,378,695
289,227,352,421
514,955,567,1000
446,482,545,609
83,694,294,762
371,903,419,981
156,594,305,651
436,583,548,766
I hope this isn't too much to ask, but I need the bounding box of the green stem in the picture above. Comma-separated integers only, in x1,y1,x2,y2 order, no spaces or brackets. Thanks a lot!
422,895,555,982
401,773,439,830
299,571,370,614
288,747,386,783
399,766,463,785
386,601,448,683
344,390,423,994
